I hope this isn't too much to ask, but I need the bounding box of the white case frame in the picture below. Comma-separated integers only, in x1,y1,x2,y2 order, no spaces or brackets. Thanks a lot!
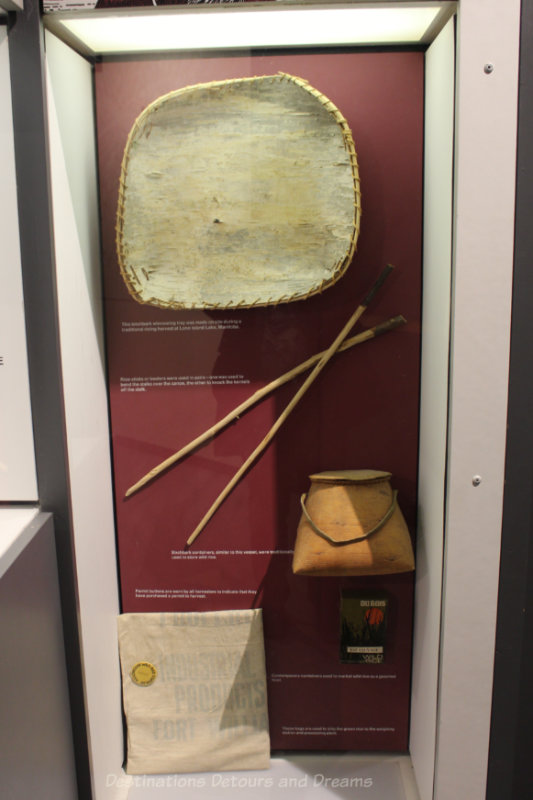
41,1,520,797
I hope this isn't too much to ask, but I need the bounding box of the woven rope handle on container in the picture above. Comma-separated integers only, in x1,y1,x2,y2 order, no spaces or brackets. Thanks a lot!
299,490,398,547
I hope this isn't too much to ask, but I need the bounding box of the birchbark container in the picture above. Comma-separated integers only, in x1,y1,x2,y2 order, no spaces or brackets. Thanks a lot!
292,470,415,576
116,72,361,310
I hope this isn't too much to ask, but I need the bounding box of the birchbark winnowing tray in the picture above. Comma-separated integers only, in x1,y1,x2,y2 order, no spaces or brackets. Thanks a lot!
116,73,361,310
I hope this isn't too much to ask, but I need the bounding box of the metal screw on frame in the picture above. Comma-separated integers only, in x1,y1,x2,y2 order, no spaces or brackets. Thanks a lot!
472,475,482,487
484,63,494,74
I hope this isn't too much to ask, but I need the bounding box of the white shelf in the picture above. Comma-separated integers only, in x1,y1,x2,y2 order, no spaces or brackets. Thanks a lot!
122,754,419,800
0,506,40,579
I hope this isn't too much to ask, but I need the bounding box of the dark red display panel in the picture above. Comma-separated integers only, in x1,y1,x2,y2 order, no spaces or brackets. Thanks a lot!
95,50,423,753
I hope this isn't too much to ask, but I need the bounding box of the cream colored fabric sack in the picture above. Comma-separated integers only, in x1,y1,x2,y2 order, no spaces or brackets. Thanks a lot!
118,610,270,775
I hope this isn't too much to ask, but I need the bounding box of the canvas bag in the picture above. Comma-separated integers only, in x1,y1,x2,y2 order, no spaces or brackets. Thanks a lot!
118,609,270,774
292,469,415,576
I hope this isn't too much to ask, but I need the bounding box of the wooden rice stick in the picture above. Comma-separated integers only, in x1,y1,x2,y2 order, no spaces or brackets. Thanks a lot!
125,312,405,499
186,264,395,548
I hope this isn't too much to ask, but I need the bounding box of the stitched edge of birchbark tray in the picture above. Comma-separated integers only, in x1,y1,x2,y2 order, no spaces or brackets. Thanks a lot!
116,72,361,310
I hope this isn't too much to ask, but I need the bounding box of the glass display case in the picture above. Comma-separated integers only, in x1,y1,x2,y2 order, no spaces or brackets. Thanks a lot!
5,2,522,798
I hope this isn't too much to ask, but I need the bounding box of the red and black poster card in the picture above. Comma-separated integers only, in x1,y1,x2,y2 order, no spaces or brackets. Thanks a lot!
94,49,423,752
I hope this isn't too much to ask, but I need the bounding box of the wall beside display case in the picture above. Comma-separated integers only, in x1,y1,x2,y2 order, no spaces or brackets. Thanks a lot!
0,511,78,800
0,26,37,501
7,1,521,798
